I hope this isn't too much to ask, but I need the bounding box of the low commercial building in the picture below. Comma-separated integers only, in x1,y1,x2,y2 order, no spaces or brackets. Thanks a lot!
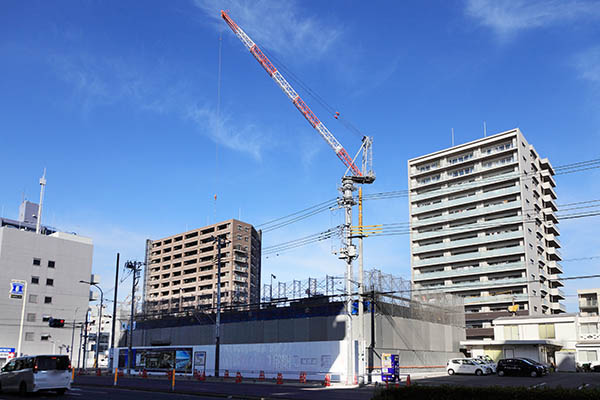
461,313,600,371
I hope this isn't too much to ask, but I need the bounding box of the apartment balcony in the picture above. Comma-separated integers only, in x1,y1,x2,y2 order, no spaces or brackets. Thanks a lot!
435,277,528,293
412,215,523,241
539,158,555,175
551,302,567,313
234,265,248,273
546,247,562,261
545,233,561,248
541,182,557,199
466,327,495,339
414,202,522,231
233,276,248,283
579,299,598,309
464,293,529,305
550,288,566,299
544,221,560,236
413,229,523,255
413,246,525,267
540,169,556,187
548,261,563,274
542,208,559,224
542,196,558,212
412,184,521,214
411,172,520,203
548,274,564,287
414,262,526,281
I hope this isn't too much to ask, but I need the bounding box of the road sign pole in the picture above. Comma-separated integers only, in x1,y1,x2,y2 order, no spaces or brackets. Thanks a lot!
16,281,27,357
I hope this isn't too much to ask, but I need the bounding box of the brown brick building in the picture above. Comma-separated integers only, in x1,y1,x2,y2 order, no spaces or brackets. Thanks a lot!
143,219,261,314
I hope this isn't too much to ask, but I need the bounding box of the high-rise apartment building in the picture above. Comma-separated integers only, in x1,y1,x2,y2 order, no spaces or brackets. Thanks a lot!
144,219,261,314
408,129,565,340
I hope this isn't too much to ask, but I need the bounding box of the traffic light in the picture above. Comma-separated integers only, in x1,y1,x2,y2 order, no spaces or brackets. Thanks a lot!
49,318,65,328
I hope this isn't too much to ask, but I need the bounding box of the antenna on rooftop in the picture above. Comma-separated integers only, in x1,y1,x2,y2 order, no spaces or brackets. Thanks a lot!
36,168,46,235
483,121,487,137
451,128,455,146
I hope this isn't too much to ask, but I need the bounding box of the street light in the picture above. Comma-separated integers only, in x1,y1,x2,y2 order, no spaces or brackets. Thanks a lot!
270,274,276,302
80,280,103,370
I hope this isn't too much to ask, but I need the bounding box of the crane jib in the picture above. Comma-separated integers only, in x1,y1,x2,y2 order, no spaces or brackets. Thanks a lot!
221,10,366,178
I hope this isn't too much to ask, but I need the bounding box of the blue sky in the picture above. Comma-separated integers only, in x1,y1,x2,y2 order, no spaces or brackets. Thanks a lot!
1,0,599,311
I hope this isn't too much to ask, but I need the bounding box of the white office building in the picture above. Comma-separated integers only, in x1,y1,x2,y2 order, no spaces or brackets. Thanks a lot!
0,225,93,366
408,129,565,340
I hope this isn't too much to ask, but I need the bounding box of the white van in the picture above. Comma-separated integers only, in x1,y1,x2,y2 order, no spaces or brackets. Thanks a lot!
0,355,71,395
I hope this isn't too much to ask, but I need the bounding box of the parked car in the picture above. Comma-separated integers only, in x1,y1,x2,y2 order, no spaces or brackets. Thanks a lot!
520,358,549,374
446,358,491,376
475,356,497,373
0,355,71,395
497,358,545,377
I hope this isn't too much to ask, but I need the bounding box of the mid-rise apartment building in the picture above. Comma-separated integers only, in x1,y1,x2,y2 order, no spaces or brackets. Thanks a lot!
144,219,261,314
578,289,600,316
408,129,565,340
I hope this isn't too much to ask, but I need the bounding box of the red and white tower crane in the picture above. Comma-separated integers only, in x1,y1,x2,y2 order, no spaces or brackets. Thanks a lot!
221,10,374,184
221,10,372,385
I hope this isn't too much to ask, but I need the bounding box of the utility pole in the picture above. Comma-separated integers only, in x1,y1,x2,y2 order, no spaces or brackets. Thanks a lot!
339,176,357,385
213,235,227,377
110,253,120,370
357,187,365,385
35,169,46,234
82,309,89,369
77,323,83,369
80,280,103,369
368,290,375,384
125,260,143,375
16,280,27,357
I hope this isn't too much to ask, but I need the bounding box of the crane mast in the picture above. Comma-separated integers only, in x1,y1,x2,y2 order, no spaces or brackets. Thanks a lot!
221,10,374,184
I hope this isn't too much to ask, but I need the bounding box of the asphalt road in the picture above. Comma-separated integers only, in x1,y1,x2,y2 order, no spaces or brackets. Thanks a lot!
412,372,600,389
71,375,376,400
0,386,232,400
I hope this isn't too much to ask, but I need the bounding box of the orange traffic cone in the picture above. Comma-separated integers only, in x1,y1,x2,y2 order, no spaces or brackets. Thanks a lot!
224,370,229,379
323,374,331,387
277,373,283,385
258,370,265,381
200,371,206,381
235,371,242,383
406,374,411,387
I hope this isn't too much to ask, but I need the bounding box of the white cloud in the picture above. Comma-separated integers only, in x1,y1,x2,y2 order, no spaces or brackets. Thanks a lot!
465,0,600,40
48,52,270,159
186,104,267,160
574,46,600,84
193,0,342,61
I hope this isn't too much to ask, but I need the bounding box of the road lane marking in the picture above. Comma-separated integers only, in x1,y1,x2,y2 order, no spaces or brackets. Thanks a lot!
530,382,546,389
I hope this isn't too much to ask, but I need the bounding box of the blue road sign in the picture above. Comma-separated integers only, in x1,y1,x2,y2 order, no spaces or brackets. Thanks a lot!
10,282,24,295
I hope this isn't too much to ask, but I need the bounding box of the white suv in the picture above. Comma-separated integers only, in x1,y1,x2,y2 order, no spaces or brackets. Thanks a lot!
0,355,71,395
446,358,491,376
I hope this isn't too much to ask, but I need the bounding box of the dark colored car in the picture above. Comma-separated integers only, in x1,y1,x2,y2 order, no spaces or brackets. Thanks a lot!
521,358,550,374
497,358,545,377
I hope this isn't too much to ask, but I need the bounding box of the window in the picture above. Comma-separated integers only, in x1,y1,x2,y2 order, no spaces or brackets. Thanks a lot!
48,260,55,268
46,278,54,286
539,323,555,339
40,334,50,341
579,350,598,362
26,313,36,322
42,315,51,322
504,325,519,340
450,166,474,177
31,276,39,284
417,161,439,172
44,296,52,304
33,258,41,266
581,323,598,335
25,332,35,341
448,153,473,165
29,294,38,304
418,174,441,185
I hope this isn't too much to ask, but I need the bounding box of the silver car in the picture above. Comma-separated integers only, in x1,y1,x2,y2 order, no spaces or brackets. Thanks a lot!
0,355,71,395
